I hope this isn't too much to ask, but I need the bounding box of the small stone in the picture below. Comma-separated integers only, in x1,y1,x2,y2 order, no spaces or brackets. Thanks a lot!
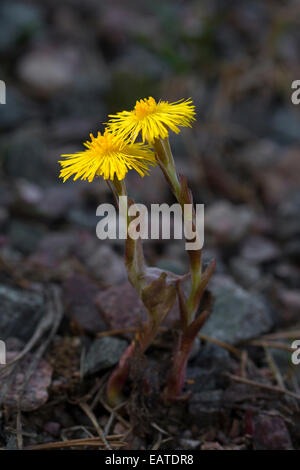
15,180,43,206
16,181,81,221
17,46,77,98
0,285,45,341
36,185,81,220
0,352,52,411
201,275,274,345
96,281,147,336
179,439,200,450
230,256,261,288
79,243,127,284
83,337,128,376
17,43,109,99
276,287,300,325
63,274,108,333
96,278,182,338
253,415,293,450
240,236,280,264
205,201,254,243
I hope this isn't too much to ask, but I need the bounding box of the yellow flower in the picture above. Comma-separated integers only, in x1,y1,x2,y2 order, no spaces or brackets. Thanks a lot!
59,130,156,182
107,97,196,144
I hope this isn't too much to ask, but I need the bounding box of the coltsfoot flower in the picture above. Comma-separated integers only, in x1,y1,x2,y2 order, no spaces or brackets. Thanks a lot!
107,97,196,144
59,130,156,182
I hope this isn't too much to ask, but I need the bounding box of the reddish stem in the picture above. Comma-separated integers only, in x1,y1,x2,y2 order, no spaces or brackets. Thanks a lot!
106,341,135,407
163,333,194,400
163,311,210,401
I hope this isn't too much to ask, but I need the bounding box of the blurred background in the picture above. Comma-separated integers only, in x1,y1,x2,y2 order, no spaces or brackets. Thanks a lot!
1,0,300,450
0,0,300,333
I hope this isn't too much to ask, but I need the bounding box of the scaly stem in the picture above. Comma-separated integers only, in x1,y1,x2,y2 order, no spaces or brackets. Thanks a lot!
106,177,146,406
153,138,181,196
153,137,214,401
106,176,177,405
153,137,202,324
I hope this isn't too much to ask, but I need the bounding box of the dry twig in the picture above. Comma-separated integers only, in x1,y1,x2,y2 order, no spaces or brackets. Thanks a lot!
198,333,242,357
79,402,112,450
25,436,126,450
226,373,300,402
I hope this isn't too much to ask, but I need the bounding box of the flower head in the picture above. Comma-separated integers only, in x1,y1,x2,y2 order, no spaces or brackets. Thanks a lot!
107,97,196,144
59,130,156,182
